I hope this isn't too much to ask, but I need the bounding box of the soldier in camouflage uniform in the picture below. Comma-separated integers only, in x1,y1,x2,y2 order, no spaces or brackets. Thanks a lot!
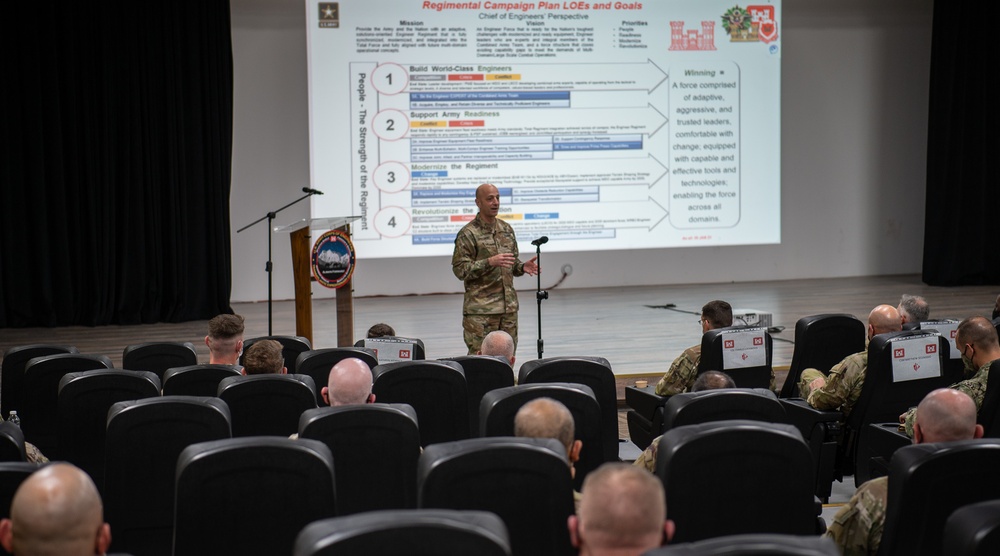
899,316,1000,436
452,184,538,354
798,305,901,416
654,300,733,396
827,388,983,555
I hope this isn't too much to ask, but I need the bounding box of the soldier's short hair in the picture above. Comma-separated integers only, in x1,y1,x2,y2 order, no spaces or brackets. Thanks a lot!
701,300,733,328
243,340,283,375
480,330,514,362
956,316,1000,350
366,323,395,338
899,294,930,322
208,314,245,340
514,397,575,451
692,370,735,392
577,463,666,550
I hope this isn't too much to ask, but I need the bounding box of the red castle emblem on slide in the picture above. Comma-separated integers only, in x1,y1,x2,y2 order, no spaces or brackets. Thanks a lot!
669,21,717,51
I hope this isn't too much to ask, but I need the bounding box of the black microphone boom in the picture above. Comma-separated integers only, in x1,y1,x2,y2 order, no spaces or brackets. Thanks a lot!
302,187,324,195
530,236,549,246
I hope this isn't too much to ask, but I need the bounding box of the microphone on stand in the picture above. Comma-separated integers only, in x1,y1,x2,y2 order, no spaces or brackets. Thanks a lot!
302,187,324,195
530,236,549,246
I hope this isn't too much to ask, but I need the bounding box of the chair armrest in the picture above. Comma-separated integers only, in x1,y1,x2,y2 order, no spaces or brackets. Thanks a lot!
779,398,842,439
625,386,669,418
855,422,910,486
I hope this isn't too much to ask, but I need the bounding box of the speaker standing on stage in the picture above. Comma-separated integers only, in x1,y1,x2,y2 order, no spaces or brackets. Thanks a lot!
452,183,538,354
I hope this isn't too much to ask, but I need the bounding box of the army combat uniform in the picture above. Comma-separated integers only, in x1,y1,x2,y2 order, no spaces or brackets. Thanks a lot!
452,213,526,354
901,360,991,437
799,351,868,416
826,476,887,556
654,344,777,396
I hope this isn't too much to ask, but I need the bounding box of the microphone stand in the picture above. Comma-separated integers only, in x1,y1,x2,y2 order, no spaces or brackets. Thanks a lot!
535,241,548,359
236,190,318,335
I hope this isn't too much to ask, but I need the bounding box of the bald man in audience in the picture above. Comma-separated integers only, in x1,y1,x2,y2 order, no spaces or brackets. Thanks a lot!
568,463,673,555
900,315,1000,436
827,388,983,555
321,357,375,406
798,304,902,416
241,339,286,375
205,313,245,366
514,398,582,478
0,463,111,556
478,330,515,366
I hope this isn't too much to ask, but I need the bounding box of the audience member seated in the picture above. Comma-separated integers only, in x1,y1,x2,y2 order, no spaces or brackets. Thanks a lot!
205,313,245,366
322,358,375,406
0,417,45,466
655,300,733,396
479,330,515,366
515,398,582,481
899,316,1000,436
633,371,735,472
367,323,395,338
568,463,673,555
0,463,111,556
798,304,902,417
826,388,983,555
898,294,930,326
242,339,286,375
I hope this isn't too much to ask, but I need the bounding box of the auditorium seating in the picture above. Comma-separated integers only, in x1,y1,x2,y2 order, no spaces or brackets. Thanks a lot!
161,364,241,396
355,336,426,362
659,388,787,432
173,437,336,556
646,533,840,555
294,509,511,556
656,420,820,543
104,396,231,556
0,423,25,463
878,439,1000,556
56,369,160,489
371,359,469,446
121,341,197,380
916,318,966,382
518,356,619,462
294,347,378,405
479,382,604,490
441,354,514,435
698,326,774,388
1,344,77,416
298,403,420,514
217,374,317,437
418,436,575,556
0,462,43,556
943,499,1000,556
780,314,865,398
241,335,312,373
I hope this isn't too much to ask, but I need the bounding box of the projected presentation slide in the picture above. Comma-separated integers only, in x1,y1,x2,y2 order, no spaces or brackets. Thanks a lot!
306,0,781,258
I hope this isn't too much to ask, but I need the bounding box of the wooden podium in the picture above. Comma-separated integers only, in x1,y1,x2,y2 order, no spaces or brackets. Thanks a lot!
276,216,360,347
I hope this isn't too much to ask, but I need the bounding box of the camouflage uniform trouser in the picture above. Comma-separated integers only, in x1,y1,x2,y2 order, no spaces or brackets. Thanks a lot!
463,312,518,355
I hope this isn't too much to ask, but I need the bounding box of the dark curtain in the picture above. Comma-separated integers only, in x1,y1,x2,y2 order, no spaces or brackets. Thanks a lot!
922,2,999,285
1,1,234,326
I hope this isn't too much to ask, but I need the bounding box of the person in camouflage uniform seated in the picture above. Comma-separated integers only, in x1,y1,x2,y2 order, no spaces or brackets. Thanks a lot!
452,184,538,355
827,388,983,555
654,300,734,396
899,316,1000,436
798,304,902,416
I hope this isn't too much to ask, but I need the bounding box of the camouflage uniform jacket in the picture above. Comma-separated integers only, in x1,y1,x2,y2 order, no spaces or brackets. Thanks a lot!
826,476,887,556
633,434,663,473
655,345,701,396
452,214,525,315
902,360,991,437
806,351,868,416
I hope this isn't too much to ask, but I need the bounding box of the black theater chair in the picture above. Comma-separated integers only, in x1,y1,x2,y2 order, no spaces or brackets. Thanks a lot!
104,396,232,556
241,335,312,374
295,347,378,405
518,356,618,463
294,509,512,556
917,319,966,382
646,533,840,556
56,369,160,489
656,420,821,543
0,462,43,556
1,344,77,416
659,388,788,433
20,353,113,458
355,336,426,363
121,341,197,380
0,423,26,463
479,382,603,490
371,360,469,447
878,439,1000,556
418,437,575,556
161,364,241,396
173,437,337,556
298,403,420,514
780,314,865,398
217,374,317,437
943,499,1000,556
441,355,514,435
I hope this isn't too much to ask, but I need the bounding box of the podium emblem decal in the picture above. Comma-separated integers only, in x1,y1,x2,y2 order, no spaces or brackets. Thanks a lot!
312,229,356,289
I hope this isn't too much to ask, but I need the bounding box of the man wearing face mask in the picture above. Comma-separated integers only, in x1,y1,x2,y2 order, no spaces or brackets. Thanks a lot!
899,315,1000,436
